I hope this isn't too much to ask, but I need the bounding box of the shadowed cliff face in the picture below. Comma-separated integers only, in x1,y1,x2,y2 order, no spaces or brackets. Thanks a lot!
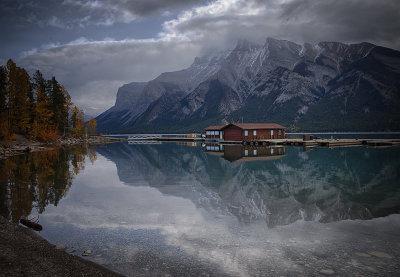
97,143,400,227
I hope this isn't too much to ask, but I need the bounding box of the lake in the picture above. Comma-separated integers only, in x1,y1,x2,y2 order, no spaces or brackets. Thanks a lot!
1,142,400,276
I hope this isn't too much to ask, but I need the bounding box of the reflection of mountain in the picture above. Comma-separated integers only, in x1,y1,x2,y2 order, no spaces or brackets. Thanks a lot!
97,143,400,227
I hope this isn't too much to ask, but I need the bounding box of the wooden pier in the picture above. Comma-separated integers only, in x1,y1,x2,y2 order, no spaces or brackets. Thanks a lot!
241,138,400,148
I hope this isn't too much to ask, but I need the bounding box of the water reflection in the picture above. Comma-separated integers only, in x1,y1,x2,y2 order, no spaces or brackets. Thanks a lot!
0,146,97,223
1,142,400,276
2,143,400,228
205,144,286,162
98,143,400,227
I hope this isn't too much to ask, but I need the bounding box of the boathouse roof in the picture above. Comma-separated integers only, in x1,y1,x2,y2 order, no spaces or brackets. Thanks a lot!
204,125,225,130
221,123,286,130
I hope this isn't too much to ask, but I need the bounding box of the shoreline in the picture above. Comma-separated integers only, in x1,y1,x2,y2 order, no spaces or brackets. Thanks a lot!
0,216,122,277
0,136,127,276
0,135,126,160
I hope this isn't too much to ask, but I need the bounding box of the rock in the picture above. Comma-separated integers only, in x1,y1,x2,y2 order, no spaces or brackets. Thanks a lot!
320,269,335,275
355,252,371,257
368,251,392,259
365,266,377,272
56,244,67,250
82,250,93,256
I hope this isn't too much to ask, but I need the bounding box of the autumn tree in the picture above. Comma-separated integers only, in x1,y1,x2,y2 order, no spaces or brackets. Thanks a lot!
32,71,57,141
86,117,97,135
5,59,31,135
0,65,8,139
70,106,85,136
0,60,75,141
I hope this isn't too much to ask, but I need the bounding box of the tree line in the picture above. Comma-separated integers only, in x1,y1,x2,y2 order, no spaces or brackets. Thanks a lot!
0,59,96,141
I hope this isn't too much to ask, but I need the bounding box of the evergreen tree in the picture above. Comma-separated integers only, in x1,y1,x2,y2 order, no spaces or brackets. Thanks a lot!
0,66,8,139
0,60,75,141
5,59,31,135
49,77,71,134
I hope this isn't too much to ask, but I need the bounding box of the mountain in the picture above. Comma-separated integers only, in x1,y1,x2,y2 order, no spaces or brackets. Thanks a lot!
96,38,400,133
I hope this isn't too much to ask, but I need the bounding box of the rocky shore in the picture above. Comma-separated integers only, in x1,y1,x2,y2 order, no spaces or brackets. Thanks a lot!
0,135,125,160
0,217,121,277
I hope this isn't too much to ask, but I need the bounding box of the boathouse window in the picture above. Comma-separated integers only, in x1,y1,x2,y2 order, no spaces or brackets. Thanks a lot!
271,148,274,155
253,149,257,156
245,149,248,156
245,130,248,136
278,130,282,136
253,130,257,136
215,131,219,135
206,131,210,135
270,130,274,136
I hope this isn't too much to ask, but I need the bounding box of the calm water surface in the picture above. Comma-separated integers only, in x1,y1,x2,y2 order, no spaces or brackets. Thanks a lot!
1,142,400,276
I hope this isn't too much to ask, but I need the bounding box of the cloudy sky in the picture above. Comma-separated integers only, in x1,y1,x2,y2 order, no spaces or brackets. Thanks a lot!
1,0,400,116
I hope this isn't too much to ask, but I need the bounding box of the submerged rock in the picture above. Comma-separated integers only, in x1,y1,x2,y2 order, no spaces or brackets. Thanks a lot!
82,250,93,256
56,245,67,251
320,269,335,275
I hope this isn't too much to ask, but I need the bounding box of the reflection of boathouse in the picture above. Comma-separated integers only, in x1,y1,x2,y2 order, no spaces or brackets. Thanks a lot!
205,144,286,162
205,123,286,142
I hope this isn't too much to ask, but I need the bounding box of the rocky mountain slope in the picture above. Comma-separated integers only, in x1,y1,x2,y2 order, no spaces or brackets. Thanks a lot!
96,38,400,133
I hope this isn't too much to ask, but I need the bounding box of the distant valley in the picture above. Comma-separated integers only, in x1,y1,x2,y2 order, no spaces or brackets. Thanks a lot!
96,38,400,133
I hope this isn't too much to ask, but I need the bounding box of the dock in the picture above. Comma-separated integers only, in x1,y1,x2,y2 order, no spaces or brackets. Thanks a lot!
125,134,400,148
242,138,400,148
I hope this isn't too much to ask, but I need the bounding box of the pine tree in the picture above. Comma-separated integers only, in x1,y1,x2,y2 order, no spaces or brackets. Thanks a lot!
31,70,52,141
49,77,71,135
0,66,8,139
5,59,31,135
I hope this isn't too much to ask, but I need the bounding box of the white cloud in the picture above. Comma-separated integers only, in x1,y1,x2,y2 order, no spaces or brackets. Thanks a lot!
20,38,201,115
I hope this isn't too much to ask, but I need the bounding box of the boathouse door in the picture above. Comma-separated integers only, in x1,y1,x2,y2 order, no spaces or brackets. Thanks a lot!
270,130,274,139
224,127,242,141
220,132,223,140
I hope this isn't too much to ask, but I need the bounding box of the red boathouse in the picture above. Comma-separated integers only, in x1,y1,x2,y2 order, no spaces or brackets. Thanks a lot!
204,125,224,139
205,123,286,141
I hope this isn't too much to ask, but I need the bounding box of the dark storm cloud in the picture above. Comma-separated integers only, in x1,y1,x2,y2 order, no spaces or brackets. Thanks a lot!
0,0,204,29
12,0,400,116
73,0,205,17
278,0,400,47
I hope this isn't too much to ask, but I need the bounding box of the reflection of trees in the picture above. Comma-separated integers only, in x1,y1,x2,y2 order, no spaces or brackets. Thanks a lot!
0,145,97,223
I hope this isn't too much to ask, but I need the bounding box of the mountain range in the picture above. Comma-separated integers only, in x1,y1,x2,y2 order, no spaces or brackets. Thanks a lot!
96,38,400,133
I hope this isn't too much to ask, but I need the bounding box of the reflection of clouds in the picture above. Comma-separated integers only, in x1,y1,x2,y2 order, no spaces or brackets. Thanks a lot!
43,156,274,275
40,151,400,277
99,144,400,227
298,151,309,161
